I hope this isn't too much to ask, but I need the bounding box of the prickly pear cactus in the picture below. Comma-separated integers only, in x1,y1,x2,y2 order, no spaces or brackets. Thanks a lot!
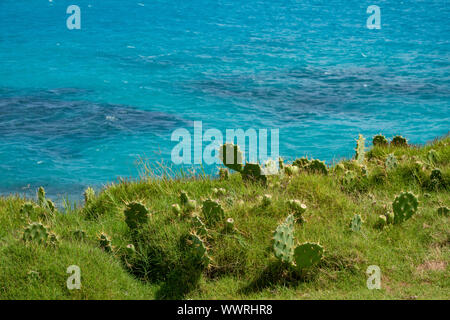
242,163,267,184
355,134,366,164
192,215,208,237
84,187,95,204
287,200,307,221
307,159,328,175
219,143,244,172
293,157,310,169
186,232,211,266
293,242,324,270
342,170,357,186
273,215,295,263
180,191,189,206
391,135,408,147
98,232,112,252
185,199,197,213
385,153,398,171
37,187,46,207
437,206,449,216
372,134,388,146
124,201,149,230
202,199,225,226
20,202,37,216
23,222,49,244
46,199,56,214
219,168,229,180
349,214,363,232
392,192,419,224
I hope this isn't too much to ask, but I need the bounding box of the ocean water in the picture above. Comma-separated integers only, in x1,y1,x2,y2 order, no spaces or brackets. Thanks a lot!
0,0,449,200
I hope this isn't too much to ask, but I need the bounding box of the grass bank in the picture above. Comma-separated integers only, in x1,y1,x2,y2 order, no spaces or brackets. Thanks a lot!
0,134,448,300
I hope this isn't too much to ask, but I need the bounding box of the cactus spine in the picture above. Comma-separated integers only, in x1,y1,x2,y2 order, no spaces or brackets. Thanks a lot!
273,215,295,264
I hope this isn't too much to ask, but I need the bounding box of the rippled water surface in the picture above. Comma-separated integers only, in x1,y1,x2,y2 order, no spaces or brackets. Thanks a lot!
0,0,449,199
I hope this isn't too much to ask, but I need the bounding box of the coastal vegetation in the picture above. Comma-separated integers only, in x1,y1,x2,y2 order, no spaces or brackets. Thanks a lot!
0,134,448,299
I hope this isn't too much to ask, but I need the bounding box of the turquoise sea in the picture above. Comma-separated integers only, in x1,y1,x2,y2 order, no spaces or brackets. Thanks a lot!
0,0,449,199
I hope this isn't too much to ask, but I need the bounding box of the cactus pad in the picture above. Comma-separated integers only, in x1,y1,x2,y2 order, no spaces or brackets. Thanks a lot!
349,214,363,232
202,199,225,226
391,135,408,147
273,215,295,263
293,242,324,269
241,163,267,184
392,192,418,224
23,222,49,244
124,201,149,230
186,232,211,266
219,143,244,172
372,134,388,146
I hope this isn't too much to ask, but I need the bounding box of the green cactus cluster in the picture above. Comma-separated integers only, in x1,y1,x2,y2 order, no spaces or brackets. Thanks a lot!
372,134,388,146
36,187,56,216
202,199,225,227
98,232,113,252
273,215,323,270
392,192,419,224
23,222,50,244
307,159,328,175
391,135,408,147
219,143,267,184
124,201,149,230
292,157,310,169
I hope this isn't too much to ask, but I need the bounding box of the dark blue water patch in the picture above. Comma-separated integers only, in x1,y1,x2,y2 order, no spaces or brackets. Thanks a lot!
0,95,188,141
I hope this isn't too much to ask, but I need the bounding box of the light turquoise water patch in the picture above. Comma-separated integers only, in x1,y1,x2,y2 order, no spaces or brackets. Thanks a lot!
0,0,449,199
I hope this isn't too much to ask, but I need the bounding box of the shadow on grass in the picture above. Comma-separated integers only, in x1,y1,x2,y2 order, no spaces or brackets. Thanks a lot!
238,261,319,294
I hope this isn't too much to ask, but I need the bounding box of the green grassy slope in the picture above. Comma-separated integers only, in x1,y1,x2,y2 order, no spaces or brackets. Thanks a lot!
0,134,448,300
